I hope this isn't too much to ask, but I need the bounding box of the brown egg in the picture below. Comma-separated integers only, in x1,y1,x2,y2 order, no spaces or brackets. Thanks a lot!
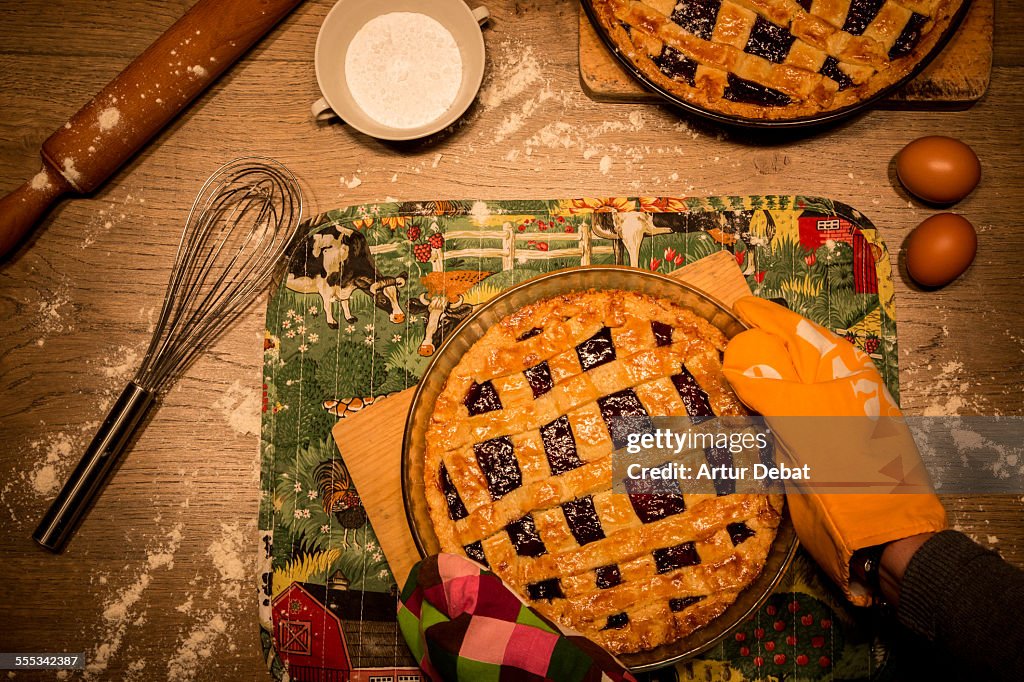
904,213,977,288
896,136,981,204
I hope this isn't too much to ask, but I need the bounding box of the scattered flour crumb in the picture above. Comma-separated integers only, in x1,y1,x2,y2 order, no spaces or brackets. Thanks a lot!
84,524,184,679
166,523,248,681
36,279,72,337
915,359,981,417
599,155,613,175
102,345,141,380
213,380,261,436
208,523,247,591
469,201,491,225
98,107,121,131
30,170,51,191
124,659,147,682
61,157,81,183
341,175,362,189
29,432,76,496
187,64,207,78
477,41,542,111
431,153,443,168
987,535,1000,545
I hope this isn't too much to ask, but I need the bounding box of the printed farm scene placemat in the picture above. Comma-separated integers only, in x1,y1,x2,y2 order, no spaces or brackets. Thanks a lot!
257,196,899,682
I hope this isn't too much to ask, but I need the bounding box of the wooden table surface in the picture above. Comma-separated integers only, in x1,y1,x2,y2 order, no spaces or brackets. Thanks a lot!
1,1,1021,680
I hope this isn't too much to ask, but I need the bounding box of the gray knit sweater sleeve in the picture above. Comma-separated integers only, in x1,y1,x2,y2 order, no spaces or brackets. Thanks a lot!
897,530,1024,681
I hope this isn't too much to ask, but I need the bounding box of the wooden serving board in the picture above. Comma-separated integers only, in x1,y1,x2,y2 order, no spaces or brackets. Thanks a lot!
579,0,993,107
332,251,751,584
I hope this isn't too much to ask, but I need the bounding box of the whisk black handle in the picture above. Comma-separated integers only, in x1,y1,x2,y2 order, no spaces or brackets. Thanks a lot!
33,382,156,552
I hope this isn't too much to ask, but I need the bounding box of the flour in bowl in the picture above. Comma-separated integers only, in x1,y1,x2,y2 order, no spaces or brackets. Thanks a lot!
345,12,463,129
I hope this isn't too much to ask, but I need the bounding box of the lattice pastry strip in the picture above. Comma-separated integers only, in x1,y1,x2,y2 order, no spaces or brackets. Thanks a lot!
434,341,745,533
425,290,783,654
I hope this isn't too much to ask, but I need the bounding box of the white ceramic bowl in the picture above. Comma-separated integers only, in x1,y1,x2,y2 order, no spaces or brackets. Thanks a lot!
313,0,489,141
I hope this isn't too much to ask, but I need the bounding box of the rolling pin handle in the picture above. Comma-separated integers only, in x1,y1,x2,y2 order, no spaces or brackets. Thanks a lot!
0,164,69,261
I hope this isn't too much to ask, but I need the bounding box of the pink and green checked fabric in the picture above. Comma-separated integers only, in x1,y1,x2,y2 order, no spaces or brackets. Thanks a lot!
398,553,638,682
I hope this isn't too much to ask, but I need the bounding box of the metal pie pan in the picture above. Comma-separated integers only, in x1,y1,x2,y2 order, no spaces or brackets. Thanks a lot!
579,0,973,129
401,265,798,671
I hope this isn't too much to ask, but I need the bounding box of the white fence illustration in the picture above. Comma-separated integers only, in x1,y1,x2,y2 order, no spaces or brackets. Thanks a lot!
368,221,616,270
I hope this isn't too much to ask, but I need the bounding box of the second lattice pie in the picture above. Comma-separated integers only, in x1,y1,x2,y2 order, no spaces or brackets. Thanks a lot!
424,289,783,654
588,0,964,120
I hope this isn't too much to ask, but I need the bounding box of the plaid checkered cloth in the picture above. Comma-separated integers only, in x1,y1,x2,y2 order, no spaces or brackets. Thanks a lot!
398,553,638,682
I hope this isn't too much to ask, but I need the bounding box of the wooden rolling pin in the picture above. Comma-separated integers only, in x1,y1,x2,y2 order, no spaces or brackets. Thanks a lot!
0,0,304,260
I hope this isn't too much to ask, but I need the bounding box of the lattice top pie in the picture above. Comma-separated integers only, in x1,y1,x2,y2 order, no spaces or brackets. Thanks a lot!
589,0,963,120
424,290,783,654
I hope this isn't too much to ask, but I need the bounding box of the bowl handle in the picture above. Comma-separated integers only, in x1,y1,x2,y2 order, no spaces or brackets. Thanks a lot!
472,6,490,26
311,97,344,123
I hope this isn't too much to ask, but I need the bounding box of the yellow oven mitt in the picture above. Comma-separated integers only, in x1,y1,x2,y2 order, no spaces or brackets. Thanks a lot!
721,296,947,605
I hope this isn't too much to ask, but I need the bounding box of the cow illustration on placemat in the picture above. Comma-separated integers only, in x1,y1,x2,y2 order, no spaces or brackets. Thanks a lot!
286,223,408,328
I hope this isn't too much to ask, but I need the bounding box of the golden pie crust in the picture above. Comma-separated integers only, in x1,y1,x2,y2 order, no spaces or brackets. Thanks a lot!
424,290,783,654
589,0,964,120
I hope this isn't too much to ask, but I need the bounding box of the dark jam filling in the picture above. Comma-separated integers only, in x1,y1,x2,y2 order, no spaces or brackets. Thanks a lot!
820,56,854,91
523,361,554,399
669,595,706,612
796,0,812,10
670,0,722,41
561,496,606,546
652,45,697,86
517,327,543,341
474,435,522,500
654,541,702,573
842,0,886,36
670,367,714,424
507,514,547,557
625,476,686,524
889,12,928,59
597,388,653,450
604,613,629,630
527,578,563,601
728,521,756,546
540,415,584,475
651,320,674,347
723,74,793,107
704,446,736,496
464,380,502,416
464,541,488,566
576,326,617,372
596,564,622,589
744,15,796,64
440,463,468,521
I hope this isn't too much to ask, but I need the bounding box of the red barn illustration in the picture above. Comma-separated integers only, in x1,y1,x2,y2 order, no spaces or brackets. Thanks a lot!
272,574,423,682
798,214,879,294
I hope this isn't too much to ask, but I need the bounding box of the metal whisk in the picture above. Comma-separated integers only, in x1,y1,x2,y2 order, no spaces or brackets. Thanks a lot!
34,158,303,551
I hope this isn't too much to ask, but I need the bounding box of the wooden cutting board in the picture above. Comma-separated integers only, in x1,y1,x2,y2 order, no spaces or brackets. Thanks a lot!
332,251,751,585
579,0,993,107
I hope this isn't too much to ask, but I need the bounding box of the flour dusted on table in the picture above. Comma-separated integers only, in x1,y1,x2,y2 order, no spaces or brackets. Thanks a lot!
345,12,462,129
